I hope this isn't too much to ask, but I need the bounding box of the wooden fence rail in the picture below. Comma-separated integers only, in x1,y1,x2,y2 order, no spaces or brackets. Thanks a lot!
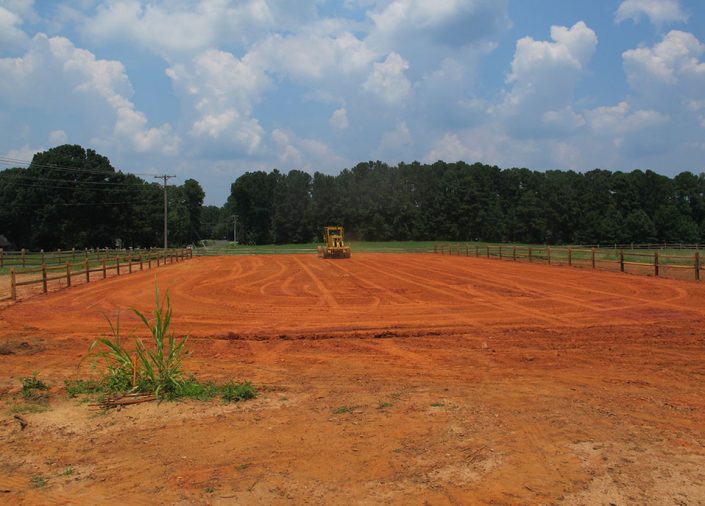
0,247,179,268
433,244,702,281
4,248,192,302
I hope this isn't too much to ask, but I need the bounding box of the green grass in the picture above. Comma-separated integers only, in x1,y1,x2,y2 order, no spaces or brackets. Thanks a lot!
193,241,438,256
64,379,103,398
21,373,49,400
378,402,393,410
59,467,74,477
430,402,445,407
333,405,353,414
221,381,257,403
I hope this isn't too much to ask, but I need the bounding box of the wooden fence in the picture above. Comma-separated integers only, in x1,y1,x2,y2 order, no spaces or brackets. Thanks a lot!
3,248,192,302
434,244,702,282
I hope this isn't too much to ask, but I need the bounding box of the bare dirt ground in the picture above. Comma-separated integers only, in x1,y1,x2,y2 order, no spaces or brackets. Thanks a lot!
1,253,704,505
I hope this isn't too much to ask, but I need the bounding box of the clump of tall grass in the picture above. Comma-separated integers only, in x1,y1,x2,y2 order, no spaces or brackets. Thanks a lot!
88,284,189,399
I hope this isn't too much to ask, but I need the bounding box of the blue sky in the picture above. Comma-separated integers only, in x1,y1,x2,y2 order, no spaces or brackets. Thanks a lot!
1,0,704,205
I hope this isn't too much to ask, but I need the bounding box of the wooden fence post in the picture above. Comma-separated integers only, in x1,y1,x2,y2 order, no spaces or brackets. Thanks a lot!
139,255,144,271
41,249,45,265
128,257,132,274
654,252,659,277
547,247,551,265
116,257,121,275
85,259,90,283
157,253,161,267
486,246,490,258
528,247,533,263
568,248,572,267
42,264,48,293
72,248,76,261
10,268,16,301
620,250,625,272
591,248,596,269
66,263,71,287
102,258,107,279
695,252,700,281
513,247,517,261
21,248,26,268
499,246,503,260
148,255,152,269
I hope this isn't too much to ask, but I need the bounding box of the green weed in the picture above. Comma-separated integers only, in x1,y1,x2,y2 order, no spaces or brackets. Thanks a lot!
430,402,445,407
59,467,74,477
64,379,103,398
174,377,218,401
30,475,47,489
333,405,352,414
221,381,257,403
88,284,189,398
378,402,392,410
20,373,48,400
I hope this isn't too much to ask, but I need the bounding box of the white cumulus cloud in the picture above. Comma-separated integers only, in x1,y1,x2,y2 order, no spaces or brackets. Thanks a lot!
496,21,597,137
616,0,688,26
166,49,269,154
48,129,68,145
0,33,179,156
329,108,349,130
363,52,411,105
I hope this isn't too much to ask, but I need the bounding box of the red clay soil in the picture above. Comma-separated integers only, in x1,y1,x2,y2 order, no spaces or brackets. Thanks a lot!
1,253,704,505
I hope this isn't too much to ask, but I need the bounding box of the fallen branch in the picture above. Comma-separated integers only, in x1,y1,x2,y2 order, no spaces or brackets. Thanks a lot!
92,392,156,409
13,415,27,431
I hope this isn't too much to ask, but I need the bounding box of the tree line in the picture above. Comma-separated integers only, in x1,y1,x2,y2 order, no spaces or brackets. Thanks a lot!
0,145,204,250
214,161,705,245
2,146,705,249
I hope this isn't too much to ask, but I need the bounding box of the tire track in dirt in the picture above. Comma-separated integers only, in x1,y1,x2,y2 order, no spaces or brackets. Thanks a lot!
360,256,572,327
402,256,650,326
293,256,341,311
325,259,415,305
421,256,702,319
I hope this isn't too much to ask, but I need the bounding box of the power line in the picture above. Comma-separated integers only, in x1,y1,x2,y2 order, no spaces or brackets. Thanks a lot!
0,155,154,177
0,173,160,188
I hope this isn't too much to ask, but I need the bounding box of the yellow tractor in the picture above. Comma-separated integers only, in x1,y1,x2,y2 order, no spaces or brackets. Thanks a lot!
318,226,352,259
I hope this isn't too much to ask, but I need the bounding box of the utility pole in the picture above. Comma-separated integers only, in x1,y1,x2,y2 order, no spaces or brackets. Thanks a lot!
232,215,238,244
154,175,176,249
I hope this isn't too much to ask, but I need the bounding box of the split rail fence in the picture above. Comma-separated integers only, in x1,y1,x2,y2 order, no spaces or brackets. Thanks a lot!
1,248,193,303
434,244,702,282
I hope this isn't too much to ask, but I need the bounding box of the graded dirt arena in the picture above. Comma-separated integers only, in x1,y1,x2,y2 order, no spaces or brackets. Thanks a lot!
1,253,704,504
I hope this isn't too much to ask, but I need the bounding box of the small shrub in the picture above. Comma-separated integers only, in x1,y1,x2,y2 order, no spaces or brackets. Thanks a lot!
60,467,74,477
30,475,47,489
174,377,218,401
221,381,257,403
64,379,103,398
21,373,48,400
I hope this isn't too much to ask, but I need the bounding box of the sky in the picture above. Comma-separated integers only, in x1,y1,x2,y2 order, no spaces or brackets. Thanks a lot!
1,0,704,205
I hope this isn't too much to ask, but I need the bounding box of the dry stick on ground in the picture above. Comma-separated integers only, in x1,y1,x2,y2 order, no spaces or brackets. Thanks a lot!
13,415,28,431
93,392,156,409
